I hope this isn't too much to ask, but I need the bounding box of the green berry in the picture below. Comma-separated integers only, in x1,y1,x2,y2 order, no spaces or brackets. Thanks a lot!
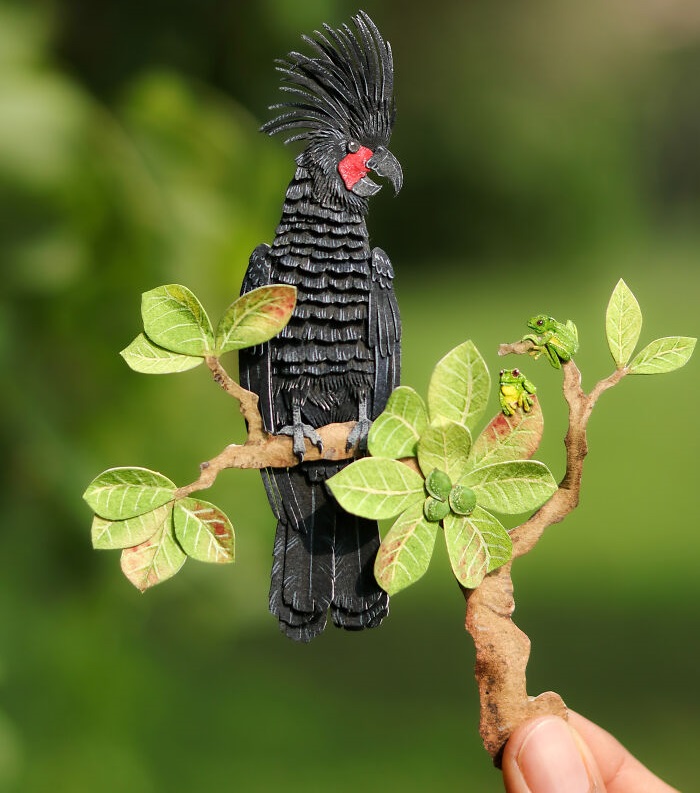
425,469,452,501
423,496,451,523
449,485,477,516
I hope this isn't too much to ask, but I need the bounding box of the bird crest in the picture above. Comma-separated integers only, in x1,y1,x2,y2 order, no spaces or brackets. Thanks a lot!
262,10,396,152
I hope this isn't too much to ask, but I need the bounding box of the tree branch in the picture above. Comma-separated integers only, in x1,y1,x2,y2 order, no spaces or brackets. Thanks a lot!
195,350,628,765
174,356,361,499
174,421,360,499
464,349,628,763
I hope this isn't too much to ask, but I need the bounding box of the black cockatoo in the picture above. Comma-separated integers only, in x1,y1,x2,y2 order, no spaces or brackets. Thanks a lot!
239,11,402,642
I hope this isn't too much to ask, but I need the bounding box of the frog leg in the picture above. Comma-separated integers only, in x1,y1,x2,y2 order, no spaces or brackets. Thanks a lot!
544,344,562,368
522,334,545,360
499,388,516,416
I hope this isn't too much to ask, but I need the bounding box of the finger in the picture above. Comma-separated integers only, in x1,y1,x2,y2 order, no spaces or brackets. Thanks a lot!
567,711,680,793
501,715,605,793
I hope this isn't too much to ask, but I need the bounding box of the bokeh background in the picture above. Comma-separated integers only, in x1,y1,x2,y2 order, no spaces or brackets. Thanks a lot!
2,0,699,790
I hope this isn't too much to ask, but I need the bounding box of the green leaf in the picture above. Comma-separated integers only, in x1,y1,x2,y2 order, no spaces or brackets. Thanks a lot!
427,340,490,429
91,503,173,550
83,467,176,521
327,458,425,520
120,333,203,374
215,285,296,353
367,386,429,459
374,502,438,595
416,420,472,481
606,279,642,368
628,336,696,375
443,507,512,589
120,520,187,592
141,284,214,356
173,498,235,564
469,399,544,469
460,460,557,514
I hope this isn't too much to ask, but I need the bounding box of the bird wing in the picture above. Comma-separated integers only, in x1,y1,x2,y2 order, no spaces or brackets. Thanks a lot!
368,246,401,418
239,243,274,432
239,243,291,523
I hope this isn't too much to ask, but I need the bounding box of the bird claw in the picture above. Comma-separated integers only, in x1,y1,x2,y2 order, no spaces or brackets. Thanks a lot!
346,417,372,452
278,422,323,461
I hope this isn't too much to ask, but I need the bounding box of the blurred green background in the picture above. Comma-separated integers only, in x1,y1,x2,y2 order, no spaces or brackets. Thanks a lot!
2,0,699,790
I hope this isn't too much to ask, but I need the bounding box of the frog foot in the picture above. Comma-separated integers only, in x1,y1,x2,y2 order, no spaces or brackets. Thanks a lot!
543,348,563,369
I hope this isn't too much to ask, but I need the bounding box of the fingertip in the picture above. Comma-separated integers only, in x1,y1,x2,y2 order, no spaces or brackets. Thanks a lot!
502,715,604,793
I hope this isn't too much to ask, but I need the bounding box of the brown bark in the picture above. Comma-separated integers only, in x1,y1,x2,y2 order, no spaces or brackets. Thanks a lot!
462,349,628,762
463,564,567,765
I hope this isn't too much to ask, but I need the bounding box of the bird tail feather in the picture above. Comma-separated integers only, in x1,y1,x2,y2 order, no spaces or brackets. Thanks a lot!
266,465,389,642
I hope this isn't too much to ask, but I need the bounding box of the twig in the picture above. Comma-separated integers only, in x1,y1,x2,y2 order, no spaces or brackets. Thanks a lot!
497,340,536,357
464,349,629,763
205,355,266,442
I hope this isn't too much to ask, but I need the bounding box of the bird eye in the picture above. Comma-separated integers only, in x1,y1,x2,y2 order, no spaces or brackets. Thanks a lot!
348,140,360,153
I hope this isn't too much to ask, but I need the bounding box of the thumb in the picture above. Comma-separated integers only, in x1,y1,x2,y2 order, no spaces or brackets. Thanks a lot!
502,715,605,793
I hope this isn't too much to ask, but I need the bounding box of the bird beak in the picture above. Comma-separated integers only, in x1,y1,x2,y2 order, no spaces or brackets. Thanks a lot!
367,146,403,195
350,146,403,197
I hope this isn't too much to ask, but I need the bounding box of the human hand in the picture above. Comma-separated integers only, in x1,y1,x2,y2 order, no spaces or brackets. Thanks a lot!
501,711,679,793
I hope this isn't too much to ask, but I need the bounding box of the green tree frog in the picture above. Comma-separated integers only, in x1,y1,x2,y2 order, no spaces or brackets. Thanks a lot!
523,314,579,369
499,368,537,416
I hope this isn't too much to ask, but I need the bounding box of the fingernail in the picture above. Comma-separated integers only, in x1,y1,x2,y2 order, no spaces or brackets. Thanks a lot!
516,717,594,793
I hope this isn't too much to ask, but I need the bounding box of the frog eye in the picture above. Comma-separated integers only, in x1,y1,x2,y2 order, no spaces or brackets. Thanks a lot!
500,369,505,376
347,140,360,153
512,369,520,376
536,319,545,327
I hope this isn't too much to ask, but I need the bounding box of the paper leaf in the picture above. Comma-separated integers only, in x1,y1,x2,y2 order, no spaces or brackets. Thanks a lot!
416,420,472,481
120,333,203,374
374,502,438,595
606,279,642,368
120,521,187,592
141,284,215,356
628,336,696,375
460,461,557,515
469,399,544,470
367,386,429,459
91,503,173,550
327,458,425,520
83,467,176,521
215,285,296,353
173,498,235,564
427,340,490,429
443,507,512,589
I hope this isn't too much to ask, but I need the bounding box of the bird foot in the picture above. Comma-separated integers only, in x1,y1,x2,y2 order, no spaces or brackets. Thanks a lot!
346,417,372,452
278,422,323,461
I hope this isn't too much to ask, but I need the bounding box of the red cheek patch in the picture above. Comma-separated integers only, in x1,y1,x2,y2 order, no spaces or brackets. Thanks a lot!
338,146,374,190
